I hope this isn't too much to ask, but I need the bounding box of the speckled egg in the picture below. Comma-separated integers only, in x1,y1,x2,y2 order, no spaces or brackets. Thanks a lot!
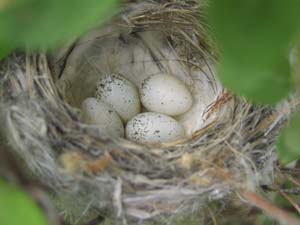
140,74,193,116
95,74,140,122
126,112,185,144
81,98,124,137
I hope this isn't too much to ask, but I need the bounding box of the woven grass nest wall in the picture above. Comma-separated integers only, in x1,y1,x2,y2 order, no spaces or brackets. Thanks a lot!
0,0,295,224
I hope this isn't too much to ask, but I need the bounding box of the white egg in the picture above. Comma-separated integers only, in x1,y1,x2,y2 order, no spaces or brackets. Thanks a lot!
95,74,141,122
126,112,185,144
81,98,124,137
140,74,193,116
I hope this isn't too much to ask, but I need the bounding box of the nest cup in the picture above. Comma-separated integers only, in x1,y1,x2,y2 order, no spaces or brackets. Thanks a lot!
0,0,294,224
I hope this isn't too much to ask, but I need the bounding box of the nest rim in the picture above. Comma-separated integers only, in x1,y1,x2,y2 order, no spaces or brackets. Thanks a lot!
0,1,294,224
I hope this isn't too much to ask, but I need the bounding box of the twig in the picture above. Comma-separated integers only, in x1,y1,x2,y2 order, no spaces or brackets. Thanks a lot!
207,207,218,225
262,185,300,196
287,176,300,187
279,190,300,216
281,188,300,195
241,190,300,225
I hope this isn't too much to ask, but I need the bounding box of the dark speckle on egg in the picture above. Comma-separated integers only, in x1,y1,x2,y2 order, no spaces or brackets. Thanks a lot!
125,112,185,144
140,74,193,116
95,73,141,122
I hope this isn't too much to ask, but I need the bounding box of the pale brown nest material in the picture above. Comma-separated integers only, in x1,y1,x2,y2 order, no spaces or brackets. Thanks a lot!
0,0,295,224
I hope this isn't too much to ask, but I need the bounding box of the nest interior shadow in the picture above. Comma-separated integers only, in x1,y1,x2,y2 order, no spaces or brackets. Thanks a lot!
0,0,293,224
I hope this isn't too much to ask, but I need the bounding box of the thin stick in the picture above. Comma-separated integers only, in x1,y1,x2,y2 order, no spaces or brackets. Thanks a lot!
207,207,218,225
288,176,300,187
241,190,300,225
279,190,300,216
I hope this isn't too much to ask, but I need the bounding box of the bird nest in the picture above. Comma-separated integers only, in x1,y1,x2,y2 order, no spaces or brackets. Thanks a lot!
0,0,294,224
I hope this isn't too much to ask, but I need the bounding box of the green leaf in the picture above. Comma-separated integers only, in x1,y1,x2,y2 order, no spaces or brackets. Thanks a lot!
208,0,300,104
290,44,300,89
218,56,292,104
0,180,49,225
0,44,13,59
0,0,119,49
256,215,275,225
209,0,300,65
277,111,300,163
0,0,32,10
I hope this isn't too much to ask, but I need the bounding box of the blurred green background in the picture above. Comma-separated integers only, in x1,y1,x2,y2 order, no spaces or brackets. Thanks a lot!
1,0,300,224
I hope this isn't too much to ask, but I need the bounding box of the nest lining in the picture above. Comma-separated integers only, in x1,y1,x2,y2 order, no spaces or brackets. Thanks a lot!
0,1,294,224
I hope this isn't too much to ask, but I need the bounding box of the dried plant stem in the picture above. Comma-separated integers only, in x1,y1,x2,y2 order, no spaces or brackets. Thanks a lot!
207,207,218,225
279,190,300,216
241,190,300,225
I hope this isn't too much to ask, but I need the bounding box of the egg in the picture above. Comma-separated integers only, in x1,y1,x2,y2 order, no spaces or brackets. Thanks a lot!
81,98,124,137
126,112,185,144
95,74,141,122
140,74,193,116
